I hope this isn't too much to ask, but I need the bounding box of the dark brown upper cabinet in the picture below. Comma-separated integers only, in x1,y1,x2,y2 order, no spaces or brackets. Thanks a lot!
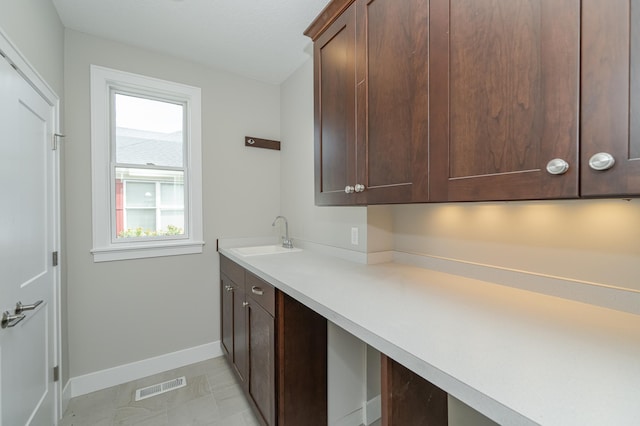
307,0,430,205
311,4,357,206
429,0,581,202
308,0,640,204
581,0,640,197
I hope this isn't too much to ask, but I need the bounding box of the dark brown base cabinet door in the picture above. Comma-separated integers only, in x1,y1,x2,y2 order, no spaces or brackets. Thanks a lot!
381,355,448,426
233,283,248,384
247,303,276,426
220,274,234,361
220,255,328,426
277,292,327,426
581,0,640,196
357,0,430,204
429,0,580,202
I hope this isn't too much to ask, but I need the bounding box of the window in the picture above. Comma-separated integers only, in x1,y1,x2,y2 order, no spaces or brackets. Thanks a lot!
90,66,203,262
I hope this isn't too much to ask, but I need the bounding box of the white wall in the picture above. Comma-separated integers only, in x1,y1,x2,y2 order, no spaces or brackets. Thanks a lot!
279,58,367,252
0,0,64,95
64,29,281,378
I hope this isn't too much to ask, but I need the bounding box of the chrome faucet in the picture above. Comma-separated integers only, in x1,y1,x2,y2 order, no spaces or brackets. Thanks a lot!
272,216,293,249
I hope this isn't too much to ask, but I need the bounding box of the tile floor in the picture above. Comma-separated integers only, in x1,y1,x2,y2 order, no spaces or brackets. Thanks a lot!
61,355,383,426
61,356,260,426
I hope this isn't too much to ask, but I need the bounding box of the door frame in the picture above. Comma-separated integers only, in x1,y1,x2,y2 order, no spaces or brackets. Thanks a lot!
0,26,63,422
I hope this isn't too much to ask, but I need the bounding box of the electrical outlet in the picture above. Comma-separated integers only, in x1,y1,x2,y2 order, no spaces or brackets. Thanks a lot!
351,227,359,245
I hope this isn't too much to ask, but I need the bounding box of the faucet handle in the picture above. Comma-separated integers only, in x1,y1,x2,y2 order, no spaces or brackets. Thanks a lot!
282,239,294,249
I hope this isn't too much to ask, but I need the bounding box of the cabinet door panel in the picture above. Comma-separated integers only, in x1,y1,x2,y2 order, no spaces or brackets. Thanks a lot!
220,274,234,361
430,0,579,201
248,303,276,426
314,5,357,205
277,292,327,426
381,354,447,425
360,0,429,203
233,284,248,384
581,0,640,196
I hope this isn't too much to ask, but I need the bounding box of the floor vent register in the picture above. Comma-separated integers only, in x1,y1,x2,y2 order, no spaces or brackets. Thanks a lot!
134,376,187,401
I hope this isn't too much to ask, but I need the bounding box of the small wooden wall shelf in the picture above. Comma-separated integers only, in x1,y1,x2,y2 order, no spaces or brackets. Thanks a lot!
245,136,281,151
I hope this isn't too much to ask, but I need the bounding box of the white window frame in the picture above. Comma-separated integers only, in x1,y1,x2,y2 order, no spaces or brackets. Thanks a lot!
90,65,203,262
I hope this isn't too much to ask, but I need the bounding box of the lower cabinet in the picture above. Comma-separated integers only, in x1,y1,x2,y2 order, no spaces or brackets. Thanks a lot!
246,271,276,425
220,254,327,426
381,354,448,426
220,257,247,382
222,254,455,425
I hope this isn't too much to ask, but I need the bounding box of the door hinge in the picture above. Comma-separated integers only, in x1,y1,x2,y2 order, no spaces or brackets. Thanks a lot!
52,251,59,267
52,133,65,150
53,366,59,382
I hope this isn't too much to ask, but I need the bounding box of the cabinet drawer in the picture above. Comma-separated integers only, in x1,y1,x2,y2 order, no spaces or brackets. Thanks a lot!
220,255,244,286
246,272,276,317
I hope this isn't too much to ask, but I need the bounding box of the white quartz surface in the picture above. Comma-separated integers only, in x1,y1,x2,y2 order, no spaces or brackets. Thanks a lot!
219,248,640,426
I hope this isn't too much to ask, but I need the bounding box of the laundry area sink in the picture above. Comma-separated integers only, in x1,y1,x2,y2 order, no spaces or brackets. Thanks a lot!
231,245,302,257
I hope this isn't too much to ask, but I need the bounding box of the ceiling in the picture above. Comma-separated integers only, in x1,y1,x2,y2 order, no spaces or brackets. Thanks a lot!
52,0,332,85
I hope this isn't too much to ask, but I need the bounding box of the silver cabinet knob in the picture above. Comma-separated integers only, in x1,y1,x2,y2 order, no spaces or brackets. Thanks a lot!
588,152,615,171
242,301,249,308
354,184,366,193
225,285,233,292
546,158,570,175
344,186,355,194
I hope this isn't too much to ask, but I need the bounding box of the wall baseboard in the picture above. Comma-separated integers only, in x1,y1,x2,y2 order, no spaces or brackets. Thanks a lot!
333,408,364,426
333,395,382,426
69,341,222,398
364,395,382,425
61,380,72,417
367,251,394,265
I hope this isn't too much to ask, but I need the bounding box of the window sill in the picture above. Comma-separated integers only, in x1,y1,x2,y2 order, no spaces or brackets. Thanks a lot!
91,240,205,262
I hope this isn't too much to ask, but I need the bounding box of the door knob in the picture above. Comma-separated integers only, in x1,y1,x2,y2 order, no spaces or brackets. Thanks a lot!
588,152,615,171
546,158,570,175
1,311,25,329
15,300,42,314
344,186,355,194
354,184,366,193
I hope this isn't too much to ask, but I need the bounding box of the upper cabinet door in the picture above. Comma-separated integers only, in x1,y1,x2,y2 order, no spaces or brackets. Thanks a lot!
313,5,358,205
581,0,640,197
429,0,580,202
357,0,430,204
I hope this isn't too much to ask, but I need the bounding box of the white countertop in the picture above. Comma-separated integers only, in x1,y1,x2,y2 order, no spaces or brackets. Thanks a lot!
219,247,640,426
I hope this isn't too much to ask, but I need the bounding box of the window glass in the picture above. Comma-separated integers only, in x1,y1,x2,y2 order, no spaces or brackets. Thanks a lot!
114,168,185,239
126,209,156,232
160,182,184,207
115,94,184,168
125,182,156,207
160,210,185,231
113,93,187,240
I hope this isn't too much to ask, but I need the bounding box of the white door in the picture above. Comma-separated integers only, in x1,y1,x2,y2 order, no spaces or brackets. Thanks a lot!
0,53,56,425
